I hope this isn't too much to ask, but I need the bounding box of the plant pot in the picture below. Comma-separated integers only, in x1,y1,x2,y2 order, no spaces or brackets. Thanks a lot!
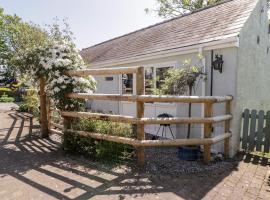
178,146,200,161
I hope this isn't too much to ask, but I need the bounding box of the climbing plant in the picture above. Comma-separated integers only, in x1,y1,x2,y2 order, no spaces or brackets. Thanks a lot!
159,58,205,139
160,59,205,96
18,40,96,111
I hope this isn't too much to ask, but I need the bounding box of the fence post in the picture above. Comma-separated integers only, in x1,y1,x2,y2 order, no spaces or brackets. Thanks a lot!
224,100,231,158
63,116,71,135
136,66,145,166
39,77,49,138
203,102,213,164
47,97,52,132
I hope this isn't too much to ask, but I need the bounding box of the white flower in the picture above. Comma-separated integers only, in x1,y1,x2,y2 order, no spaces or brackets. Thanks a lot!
57,76,65,84
53,87,60,93
73,87,80,93
84,89,93,94
55,70,60,77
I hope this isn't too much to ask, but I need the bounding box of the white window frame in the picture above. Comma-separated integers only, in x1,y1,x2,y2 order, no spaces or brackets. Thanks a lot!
118,61,179,99
144,61,179,106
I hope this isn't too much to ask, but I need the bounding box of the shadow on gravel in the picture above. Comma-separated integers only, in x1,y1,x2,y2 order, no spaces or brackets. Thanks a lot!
0,111,258,200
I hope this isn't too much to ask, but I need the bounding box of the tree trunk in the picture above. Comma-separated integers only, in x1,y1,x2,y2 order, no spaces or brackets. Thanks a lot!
187,85,192,139
40,77,49,138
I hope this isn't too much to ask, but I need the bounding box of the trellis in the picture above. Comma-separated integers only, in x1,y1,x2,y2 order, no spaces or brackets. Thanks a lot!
40,66,233,165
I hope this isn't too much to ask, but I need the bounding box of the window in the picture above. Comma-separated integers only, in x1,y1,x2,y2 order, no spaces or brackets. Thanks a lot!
105,77,113,81
144,66,173,95
122,74,133,94
121,66,174,95
156,67,171,89
145,67,154,95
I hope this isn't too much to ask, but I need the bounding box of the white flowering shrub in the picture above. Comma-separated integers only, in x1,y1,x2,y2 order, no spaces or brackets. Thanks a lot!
29,40,96,111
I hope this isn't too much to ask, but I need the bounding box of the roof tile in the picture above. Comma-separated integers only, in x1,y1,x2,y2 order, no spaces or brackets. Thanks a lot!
81,0,258,66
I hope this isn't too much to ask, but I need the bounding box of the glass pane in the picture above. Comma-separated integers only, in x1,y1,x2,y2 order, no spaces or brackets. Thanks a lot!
145,67,154,95
156,67,172,89
122,74,133,94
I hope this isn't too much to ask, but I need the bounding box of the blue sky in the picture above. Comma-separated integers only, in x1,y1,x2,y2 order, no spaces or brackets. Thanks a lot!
0,0,162,49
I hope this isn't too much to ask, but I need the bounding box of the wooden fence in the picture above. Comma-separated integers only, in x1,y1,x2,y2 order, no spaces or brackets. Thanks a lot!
241,109,270,153
44,66,233,165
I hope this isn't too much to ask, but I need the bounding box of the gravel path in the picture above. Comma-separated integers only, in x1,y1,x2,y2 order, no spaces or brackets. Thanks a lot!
0,102,19,110
0,103,269,200
143,147,238,175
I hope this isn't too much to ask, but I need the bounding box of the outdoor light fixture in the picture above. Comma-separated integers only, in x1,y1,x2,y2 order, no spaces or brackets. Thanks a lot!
212,54,224,73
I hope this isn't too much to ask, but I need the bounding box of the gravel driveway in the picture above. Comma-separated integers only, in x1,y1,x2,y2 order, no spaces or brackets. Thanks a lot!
0,103,269,200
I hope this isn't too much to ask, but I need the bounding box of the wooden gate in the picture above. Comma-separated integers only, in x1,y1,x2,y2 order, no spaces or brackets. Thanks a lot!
241,109,270,153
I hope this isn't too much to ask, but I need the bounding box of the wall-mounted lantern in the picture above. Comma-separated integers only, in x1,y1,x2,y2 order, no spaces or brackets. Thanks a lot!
212,54,224,73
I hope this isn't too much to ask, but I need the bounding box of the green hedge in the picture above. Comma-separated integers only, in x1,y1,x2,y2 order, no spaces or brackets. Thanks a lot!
0,88,12,96
63,119,135,163
0,87,23,102
0,93,15,102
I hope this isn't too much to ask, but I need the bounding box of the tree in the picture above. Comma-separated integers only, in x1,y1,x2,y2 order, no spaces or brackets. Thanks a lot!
0,8,76,81
145,0,222,18
0,8,48,75
159,59,205,139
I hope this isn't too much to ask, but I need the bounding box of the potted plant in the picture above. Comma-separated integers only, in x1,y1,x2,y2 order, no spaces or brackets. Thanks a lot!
160,59,206,160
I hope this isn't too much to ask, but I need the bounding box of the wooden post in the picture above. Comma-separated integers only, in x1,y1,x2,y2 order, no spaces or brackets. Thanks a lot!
40,77,49,138
63,117,70,132
224,100,231,158
47,98,52,132
203,102,213,164
136,67,145,166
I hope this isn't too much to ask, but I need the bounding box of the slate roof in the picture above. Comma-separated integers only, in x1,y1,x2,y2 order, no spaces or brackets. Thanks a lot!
81,0,258,66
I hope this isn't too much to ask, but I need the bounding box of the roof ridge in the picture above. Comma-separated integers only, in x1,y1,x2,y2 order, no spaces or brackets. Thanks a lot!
81,0,233,51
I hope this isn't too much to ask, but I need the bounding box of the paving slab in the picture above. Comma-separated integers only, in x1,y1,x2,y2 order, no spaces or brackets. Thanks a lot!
0,105,269,199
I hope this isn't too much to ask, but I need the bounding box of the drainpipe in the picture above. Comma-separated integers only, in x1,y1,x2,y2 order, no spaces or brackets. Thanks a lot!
210,50,214,96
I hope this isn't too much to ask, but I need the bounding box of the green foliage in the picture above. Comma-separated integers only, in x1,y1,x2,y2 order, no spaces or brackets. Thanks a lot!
73,118,134,138
1,6,96,112
19,88,39,117
63,131,97,158
0,87,12,96
159,59,205,95
0,8,78,84
63,119,135,162
0,8,48,74
145,0,222,18
0,93,14,102
0,87,23,102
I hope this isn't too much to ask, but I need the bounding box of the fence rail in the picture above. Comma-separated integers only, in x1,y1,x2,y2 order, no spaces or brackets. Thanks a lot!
61,111,232,124
68,130,232,147
46,66,233,165
66,66,139,76
67,93,232,103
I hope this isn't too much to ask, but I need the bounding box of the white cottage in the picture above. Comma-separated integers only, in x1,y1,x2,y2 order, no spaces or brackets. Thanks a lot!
80,0,270,156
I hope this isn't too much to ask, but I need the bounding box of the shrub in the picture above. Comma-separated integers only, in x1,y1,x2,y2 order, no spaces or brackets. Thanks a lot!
63,118,135,163
18,103,28,112
18,89,39,117
0,87,24,102
0,93,15,102
63,131,97,159
0,88,12,96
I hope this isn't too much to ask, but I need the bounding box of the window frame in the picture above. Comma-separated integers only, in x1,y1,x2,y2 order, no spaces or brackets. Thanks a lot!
119,61,179,97
143,61,179,105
